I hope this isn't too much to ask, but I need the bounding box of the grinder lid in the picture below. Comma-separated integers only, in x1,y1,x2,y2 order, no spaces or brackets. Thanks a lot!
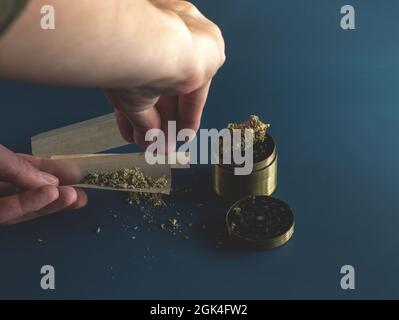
226,195,294,250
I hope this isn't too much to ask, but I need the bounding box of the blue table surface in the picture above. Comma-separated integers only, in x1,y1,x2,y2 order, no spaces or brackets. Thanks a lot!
1,0,399,299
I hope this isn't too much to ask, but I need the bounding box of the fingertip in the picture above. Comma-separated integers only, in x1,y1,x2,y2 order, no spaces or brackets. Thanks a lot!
57,186,78,208
114,109,135,143
38,171,60,186
125,107,162,149
34,186,78,216
37,185,60,204
133,131,152,150
69,188,88,210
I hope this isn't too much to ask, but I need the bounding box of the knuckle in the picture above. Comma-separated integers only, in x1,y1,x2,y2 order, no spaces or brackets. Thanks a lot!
209,24,226,66
8,164,24,184
174,1,199,15
10,158,32,184
209,22,223,38
177,62,211,94
177,75,205,94
220,51,226,68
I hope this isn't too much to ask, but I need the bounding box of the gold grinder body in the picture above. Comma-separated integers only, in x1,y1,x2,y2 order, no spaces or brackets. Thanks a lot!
212,135,278,199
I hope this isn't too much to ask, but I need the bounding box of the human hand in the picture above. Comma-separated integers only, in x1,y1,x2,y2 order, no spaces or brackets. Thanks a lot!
106,0,226,151
0,145,87,225
0,0,224,152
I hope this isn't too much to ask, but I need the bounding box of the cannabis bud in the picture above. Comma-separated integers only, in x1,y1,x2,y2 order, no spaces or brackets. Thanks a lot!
221,115,271,163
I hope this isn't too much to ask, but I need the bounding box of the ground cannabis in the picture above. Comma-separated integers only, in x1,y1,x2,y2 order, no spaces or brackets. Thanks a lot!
228,196,294,241
81,166,169,207
81,166,168,191
127,192,166,207
86,167,205,244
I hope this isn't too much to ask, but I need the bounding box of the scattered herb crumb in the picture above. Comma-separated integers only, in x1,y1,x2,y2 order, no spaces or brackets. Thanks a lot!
168,218,179,229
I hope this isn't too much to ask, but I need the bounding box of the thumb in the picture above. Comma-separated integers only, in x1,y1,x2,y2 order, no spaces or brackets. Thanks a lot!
0,145,59,189
123,107,162,149
104,90,162,149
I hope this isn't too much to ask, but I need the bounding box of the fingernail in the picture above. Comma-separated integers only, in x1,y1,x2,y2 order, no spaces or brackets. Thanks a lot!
39,172,59,185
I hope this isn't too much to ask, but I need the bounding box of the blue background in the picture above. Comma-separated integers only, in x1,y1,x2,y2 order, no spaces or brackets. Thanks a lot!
1,0,398,299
